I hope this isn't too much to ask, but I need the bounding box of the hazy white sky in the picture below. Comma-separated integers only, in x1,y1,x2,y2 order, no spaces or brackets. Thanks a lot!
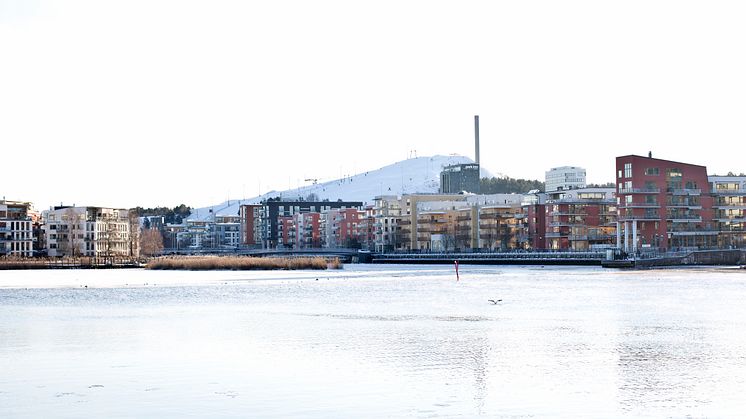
2,0,745,210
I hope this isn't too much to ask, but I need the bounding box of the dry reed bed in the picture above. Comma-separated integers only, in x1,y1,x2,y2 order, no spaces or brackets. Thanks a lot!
146,256,342,270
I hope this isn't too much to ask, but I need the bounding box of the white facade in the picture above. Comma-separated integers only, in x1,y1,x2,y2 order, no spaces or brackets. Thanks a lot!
0,200,34,257
44,206,132,257
545,166,586,192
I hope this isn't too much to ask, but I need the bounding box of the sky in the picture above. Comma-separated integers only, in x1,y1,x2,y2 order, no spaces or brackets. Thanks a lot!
2,0,745,210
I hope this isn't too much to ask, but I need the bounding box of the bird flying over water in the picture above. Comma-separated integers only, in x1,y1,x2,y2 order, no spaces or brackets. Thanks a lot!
488,299,502,304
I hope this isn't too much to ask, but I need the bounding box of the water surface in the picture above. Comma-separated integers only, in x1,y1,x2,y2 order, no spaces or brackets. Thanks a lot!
2,265,746,417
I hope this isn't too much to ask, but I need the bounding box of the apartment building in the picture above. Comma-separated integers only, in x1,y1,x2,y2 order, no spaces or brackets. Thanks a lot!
260,199,363,249
523,193,547,250
212,215,241,248
615,155,716,252
545,166,586,192
372,195,403,252
395,194,526,251
0,200,34,257
398,194,469,251
322,208,369,248
44,206,132,257
710,176,746,248
545,188,617,250
276,216,295,248
295,212,321,249
239,204,263,248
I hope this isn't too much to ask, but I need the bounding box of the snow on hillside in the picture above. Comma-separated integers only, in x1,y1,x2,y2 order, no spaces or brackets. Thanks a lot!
188,155,496,221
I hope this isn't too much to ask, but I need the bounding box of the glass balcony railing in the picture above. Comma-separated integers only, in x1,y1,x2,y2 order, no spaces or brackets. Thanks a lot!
619,188,660,194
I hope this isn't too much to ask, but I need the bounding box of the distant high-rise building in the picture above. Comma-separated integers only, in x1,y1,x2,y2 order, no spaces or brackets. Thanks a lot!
439,163,480,194
545,166,587,192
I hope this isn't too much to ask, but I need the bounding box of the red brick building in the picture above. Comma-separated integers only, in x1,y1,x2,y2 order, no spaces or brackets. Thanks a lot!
544,188,617,250
525,202,547,250
239,204,262,247
277,216,295,248
616,155,717,252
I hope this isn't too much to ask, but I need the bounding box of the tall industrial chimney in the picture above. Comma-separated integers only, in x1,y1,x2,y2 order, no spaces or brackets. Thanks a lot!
474,115,480,165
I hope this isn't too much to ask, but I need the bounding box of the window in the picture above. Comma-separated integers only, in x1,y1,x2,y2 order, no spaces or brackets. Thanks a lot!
666,168,682,179
624,163,632,178
645,168,659,176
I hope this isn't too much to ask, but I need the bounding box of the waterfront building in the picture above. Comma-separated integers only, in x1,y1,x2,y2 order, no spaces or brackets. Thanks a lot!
439,163,480,194
260,199,363,249
0,200,34,257
372,196,403,252
523,192,547,250
545,166,586,192
276,216,295,249
239,204,263,248
163,223,189,250
394,194,526,251
212,215,241,248
615,155,716,253
397,194,468,251
322,208,365,248
44,206,132,257
710,176,746,248
545,188,617,250
478,204,527,250
294,212,321,249
356,205,377,250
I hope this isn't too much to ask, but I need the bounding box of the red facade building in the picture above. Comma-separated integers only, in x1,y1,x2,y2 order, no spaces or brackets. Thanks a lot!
616,155,717,252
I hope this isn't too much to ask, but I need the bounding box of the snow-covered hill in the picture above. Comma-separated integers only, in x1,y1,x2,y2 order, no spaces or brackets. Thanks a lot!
188,155,497,221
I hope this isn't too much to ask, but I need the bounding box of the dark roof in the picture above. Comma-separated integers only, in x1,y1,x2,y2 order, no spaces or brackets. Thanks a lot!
616,155,707,169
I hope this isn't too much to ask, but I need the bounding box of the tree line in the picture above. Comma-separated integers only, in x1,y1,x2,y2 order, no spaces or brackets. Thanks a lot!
132,204,192,224
479,177,544,194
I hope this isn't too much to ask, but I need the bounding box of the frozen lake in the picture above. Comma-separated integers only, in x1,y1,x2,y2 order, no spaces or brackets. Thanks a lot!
2,264,746,417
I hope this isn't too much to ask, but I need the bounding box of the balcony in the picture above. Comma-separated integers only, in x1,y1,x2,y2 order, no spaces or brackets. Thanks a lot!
667,215,702,222
715,217,746,223
666,204,702,209
619,188,660,194
456,216,471,222
617,213,660,221
712,189,746,196
620,203,660,209
671,188,701,196
667,228,718,236
547,211,587,216
713,204,746,209
588,234,615,241
545,232,567,238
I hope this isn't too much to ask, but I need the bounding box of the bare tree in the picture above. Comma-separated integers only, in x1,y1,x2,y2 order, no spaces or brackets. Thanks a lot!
140,228,164,257
128,210,140,258
62,208,81,258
